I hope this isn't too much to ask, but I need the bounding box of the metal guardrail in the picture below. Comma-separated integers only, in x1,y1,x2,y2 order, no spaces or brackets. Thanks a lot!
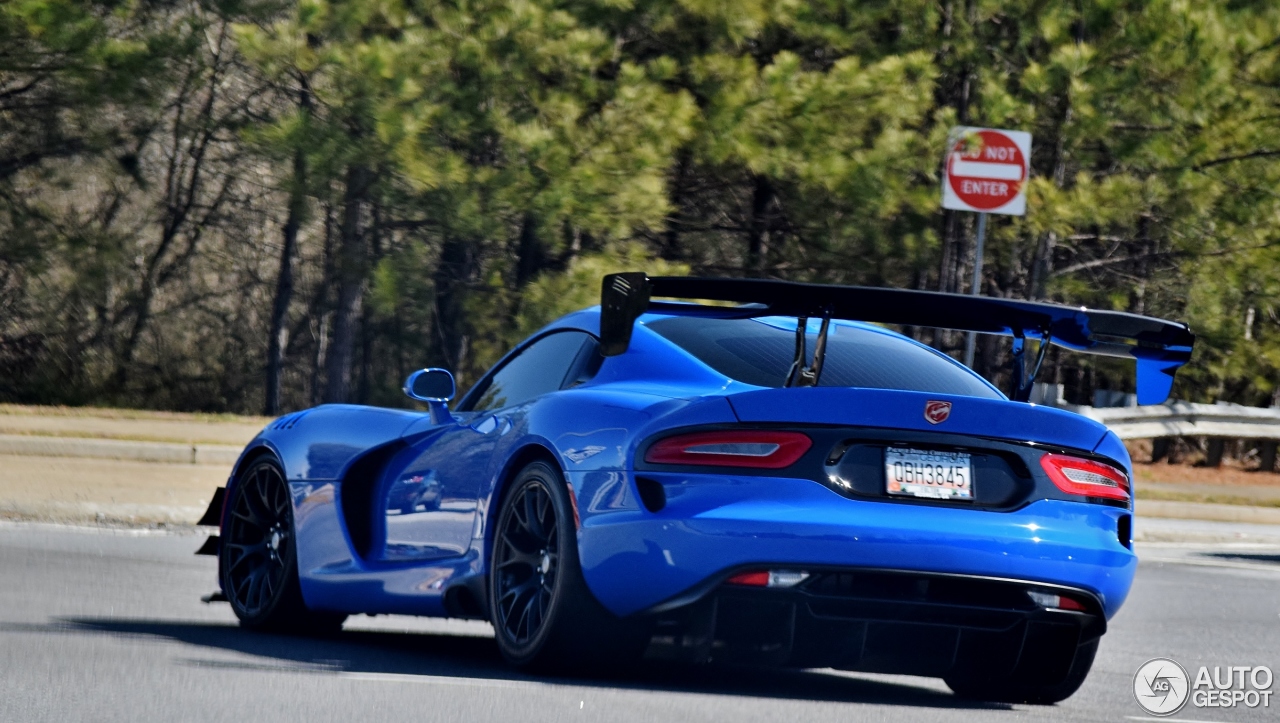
1056,401,1280,441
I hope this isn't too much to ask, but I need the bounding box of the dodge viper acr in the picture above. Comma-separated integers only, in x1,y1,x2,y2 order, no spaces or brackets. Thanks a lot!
198,274,1195,704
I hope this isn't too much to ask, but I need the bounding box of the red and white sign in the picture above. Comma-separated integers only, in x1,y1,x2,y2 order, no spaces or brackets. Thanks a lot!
942,127,1031,216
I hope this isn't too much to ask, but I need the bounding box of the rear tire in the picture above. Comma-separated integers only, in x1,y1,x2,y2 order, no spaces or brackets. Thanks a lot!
945,638,1099,704
220,456,346,634
489,460,649,674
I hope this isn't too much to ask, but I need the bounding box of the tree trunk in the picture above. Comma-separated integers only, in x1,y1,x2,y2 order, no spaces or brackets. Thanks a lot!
930,0,972,347
1258,440,1277,473
1204,438,1225,468
661,149,691,261
308,203,336,406
937,210,962,293
265,84,311,416
1152,437,1171,463
265,154,305,415
433,235,476,373
323,164,372,403
515,214,545,288
746,175,773,278
357,204,384,405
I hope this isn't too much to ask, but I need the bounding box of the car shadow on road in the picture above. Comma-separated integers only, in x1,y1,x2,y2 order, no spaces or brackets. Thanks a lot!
19,617,1010,711
1201,552,1280,564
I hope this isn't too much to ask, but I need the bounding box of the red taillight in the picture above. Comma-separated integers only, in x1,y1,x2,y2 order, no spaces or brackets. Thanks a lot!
645,431,812,469
1039,453,1130,502
725,569,810,588
1058,596,1087,612
1027,590,1088,611
726,570,770,587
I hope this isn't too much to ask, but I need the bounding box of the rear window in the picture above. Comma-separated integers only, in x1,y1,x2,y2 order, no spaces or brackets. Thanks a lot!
646,317,1001,399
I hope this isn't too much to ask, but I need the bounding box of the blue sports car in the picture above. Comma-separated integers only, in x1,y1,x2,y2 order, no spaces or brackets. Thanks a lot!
198,273,1194,704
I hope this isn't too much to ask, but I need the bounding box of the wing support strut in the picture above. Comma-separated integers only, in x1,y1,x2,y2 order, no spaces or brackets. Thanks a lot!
1010,331,1053,402
784,313,832,388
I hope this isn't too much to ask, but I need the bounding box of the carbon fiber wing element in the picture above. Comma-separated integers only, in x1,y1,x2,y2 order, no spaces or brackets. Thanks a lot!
599,273,1195,404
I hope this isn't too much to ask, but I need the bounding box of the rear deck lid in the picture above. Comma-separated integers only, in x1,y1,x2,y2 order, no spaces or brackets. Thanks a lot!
727,387,1108,453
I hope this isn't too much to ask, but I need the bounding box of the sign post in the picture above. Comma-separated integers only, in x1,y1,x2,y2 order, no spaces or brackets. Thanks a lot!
941,127,1032,367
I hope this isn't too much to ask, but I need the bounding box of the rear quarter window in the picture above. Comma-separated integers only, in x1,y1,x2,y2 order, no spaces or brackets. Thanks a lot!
646,317,1001,399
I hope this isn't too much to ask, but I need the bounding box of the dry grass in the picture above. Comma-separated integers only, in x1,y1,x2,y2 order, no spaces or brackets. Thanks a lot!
0,403,270,425
0,404,267,446
0,453,228,525
1136,487,1280,508
1133,462,1280,487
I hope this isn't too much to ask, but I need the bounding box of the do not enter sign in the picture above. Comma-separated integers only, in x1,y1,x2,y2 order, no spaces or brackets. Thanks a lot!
942,127,1031,216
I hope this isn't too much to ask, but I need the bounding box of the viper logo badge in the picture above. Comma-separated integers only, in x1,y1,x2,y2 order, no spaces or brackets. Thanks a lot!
924,400,952,424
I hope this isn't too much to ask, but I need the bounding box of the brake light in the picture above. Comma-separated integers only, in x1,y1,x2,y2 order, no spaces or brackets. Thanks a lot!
726,569,810,588
1027,590,1088,611
726,570,770,587
1039,453,1130,502
645,431,812,469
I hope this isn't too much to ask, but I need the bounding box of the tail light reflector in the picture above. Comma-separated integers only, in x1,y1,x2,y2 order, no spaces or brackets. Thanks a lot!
1039,453,1130,502
645,431,812,469
726,570,770,587
1027,590,1088,611
726,569,810,588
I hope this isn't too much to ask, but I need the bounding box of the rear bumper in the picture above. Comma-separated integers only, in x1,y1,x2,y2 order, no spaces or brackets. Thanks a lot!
570,470,1135,619
646,569,1103,679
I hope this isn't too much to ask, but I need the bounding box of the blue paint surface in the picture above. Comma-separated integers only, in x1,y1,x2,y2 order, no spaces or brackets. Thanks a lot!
221,307,1136,621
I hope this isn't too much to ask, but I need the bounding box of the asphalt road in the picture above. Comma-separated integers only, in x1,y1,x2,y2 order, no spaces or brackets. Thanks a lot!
1,521,1278,723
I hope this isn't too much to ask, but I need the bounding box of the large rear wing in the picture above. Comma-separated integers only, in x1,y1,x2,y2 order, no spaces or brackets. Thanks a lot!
599,272,1195,405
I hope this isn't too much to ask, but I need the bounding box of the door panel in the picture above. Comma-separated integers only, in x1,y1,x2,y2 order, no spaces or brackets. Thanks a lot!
380,423,494,560
378,330,596,561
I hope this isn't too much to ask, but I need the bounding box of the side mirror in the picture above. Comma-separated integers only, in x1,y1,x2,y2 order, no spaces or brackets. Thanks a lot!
404,368,457,424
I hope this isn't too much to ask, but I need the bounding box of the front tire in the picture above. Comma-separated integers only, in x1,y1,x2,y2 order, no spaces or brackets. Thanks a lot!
489,460,649,673
220,456,346,634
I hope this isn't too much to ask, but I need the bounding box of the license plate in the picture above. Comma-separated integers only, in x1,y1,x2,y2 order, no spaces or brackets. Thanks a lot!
885,447,974,501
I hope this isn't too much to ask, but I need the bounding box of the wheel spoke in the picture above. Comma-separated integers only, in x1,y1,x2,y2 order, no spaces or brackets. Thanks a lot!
242,481,272,529
272,477,289,518
498,576,538,606
226,541,267,564
257,563,272,603
230,508,267,532
518,593,537,640
497,536,539,568
512,494,529,532
536,490,552,536
256,470,273,518
243,567,264,611
521,489,543,539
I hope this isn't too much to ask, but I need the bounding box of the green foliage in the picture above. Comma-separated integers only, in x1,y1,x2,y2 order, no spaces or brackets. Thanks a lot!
515,244,690,339
5,0,1280,411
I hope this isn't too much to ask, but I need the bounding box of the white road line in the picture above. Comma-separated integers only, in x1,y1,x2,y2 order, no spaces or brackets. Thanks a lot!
1125,716,1236,723
339,671,545,690
0,519,188,536
1140,555,1280,574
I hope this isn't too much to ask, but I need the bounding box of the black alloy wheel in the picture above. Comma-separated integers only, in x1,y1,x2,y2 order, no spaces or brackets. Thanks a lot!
220,457,345,633
493,479,559,645
489,461,651,673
